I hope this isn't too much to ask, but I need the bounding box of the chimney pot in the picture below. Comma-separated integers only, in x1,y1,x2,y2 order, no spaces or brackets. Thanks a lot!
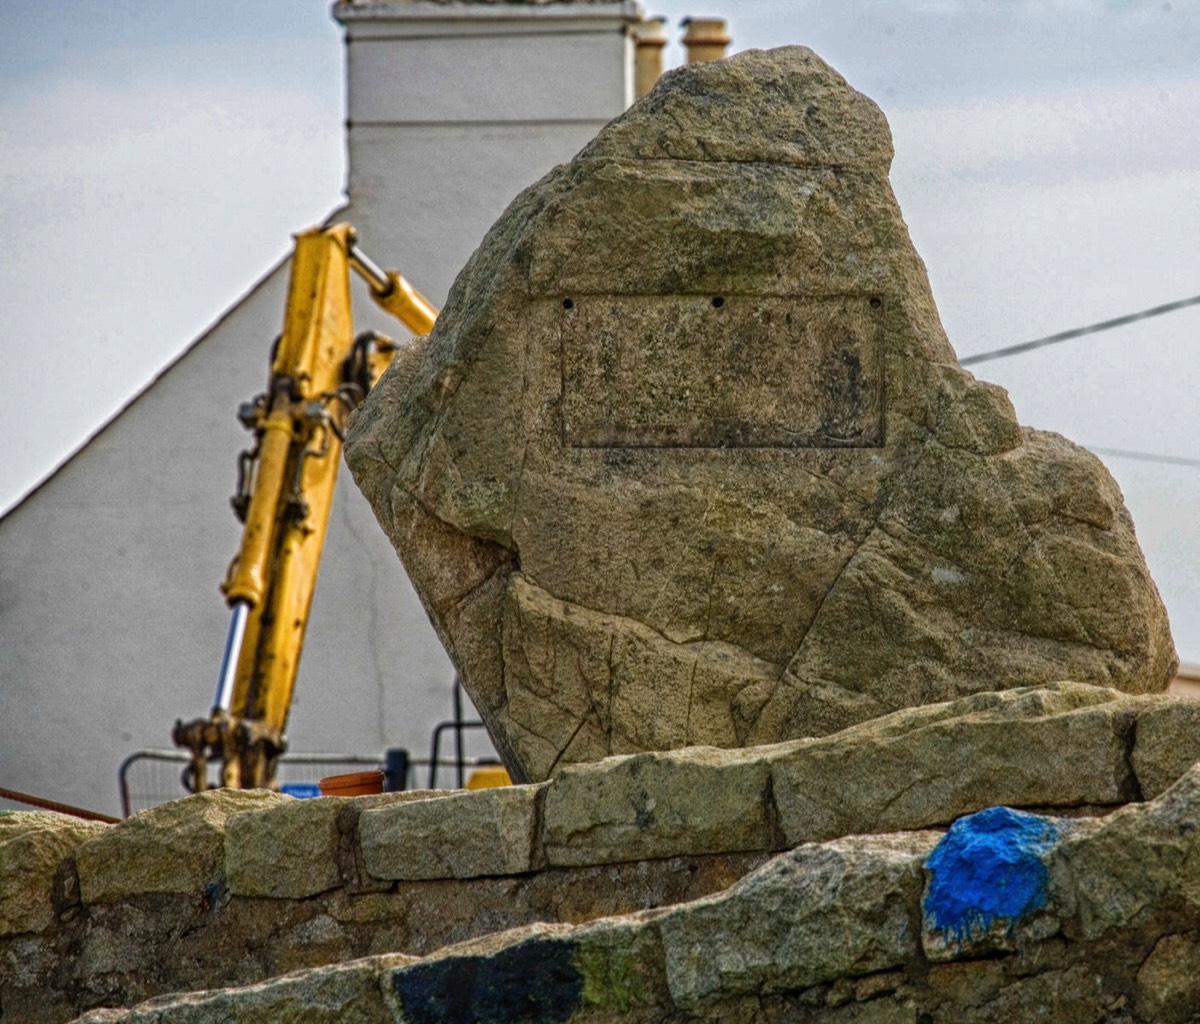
631,17,668,98
681,16,731,63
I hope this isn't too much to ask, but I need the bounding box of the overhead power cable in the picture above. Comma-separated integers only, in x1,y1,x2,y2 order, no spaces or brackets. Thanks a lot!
1087,446,1200,470
960,292,1200,367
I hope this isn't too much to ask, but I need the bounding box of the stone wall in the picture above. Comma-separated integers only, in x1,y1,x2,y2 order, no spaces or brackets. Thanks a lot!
4,683,1200,1022
83,768,1200,1023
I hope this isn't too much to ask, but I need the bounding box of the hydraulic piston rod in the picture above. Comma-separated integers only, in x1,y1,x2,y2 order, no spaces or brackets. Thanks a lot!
346,239,389,292
348,236,438,336
213,600,250,713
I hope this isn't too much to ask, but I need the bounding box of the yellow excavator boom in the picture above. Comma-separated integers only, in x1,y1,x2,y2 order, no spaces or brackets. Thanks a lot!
173,223,436,790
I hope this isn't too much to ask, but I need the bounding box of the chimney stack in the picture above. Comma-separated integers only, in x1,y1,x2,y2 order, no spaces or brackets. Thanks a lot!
632,17,668,97
681,17,731,63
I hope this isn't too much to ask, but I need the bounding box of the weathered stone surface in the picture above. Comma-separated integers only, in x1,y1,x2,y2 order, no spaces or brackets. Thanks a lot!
91,775,1200,1023
8,763,1200,1022
0,812,106,936
70,954,413,1024
1131,695,1200,798
1050,762,1200,942
226,797,345,899
657,832,935,1010
920,763,1200,962
76,789,286,904
225,790,443,899
2,845,768,1024
772,682,1135,845
345,45,1175,782
385,918,676,1024
380,774,1200,1019
359,784,542,880
537,684,1200,868
1136,931,1200,1023
542,744,780,867
6,682,1190,944
382,758,1200,1023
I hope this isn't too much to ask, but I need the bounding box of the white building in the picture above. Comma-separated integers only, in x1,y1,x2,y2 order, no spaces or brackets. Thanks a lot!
0,0,652,818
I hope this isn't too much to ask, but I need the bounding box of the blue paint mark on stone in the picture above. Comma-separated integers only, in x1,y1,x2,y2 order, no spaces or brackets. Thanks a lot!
393,936,583,1024
924,806,1061,944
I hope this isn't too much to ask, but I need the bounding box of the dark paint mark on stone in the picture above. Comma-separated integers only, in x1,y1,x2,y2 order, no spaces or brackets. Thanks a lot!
924,806,1061,943
393,936,583,1024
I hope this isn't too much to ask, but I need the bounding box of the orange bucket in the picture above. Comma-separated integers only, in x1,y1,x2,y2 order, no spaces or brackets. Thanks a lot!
317,769,384,797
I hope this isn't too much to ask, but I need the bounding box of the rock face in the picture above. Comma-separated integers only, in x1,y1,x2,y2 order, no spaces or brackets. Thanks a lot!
0,812,105,937
345,45,1174,783
75,789,286,905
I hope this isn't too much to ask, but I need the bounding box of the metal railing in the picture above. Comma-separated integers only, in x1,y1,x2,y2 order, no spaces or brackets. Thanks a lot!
116,748,491,818
120,678,502,817
426,675,499,789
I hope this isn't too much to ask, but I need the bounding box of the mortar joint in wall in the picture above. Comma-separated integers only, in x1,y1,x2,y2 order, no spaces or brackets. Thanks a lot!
530,782,550,873
52,856,83,923
1113,706,1146,804
337,802,393,895
762,767,788,853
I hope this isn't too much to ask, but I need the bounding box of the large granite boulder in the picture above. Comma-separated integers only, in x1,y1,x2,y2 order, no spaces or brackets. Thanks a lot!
345,46,1175,782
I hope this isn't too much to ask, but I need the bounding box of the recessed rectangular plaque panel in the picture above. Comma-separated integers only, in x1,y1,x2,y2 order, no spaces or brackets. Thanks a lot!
560,295,885,448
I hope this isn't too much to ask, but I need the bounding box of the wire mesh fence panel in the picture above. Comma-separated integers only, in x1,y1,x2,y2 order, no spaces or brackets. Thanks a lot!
118,677,502,813
118,751,194,817
118,750,382,817
117,749,488,816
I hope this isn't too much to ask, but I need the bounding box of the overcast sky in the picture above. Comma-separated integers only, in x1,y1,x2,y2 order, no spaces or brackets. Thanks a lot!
2,0,1198,660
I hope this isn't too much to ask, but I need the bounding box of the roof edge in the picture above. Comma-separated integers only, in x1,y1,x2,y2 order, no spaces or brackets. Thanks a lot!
0,206,348,526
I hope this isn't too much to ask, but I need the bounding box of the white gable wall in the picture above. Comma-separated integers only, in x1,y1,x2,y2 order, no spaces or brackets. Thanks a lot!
0,0,642,817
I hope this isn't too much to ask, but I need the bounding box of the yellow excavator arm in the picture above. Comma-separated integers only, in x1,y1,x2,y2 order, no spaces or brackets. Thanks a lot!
173,223,436,791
